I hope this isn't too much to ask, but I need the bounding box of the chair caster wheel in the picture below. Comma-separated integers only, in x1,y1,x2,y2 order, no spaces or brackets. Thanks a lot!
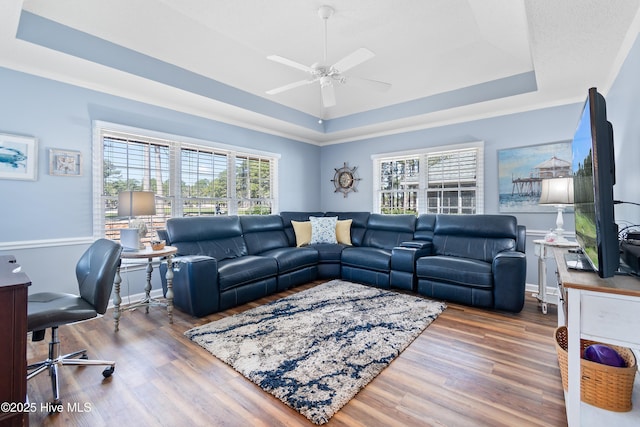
102,366,115,378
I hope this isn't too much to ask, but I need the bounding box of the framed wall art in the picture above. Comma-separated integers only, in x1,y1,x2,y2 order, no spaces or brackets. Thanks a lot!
0,133,38,181
498,140,572,213
49,149,82,176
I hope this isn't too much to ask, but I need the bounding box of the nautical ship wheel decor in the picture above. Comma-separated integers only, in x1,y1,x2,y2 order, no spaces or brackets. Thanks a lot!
331,162,361,197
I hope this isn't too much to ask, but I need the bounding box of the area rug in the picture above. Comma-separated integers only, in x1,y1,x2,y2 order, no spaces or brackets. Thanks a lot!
185,279,446,424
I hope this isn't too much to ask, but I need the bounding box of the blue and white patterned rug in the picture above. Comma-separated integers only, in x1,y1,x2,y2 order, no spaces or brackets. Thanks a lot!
185,279,446,424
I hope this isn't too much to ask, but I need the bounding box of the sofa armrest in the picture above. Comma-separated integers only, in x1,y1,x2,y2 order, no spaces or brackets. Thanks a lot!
516,225,526,253
399,240,433,250
160,255,219,317
392,244,433,272
492,251,526,312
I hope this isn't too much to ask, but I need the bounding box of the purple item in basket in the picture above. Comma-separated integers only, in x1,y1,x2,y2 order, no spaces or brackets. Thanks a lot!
583,344,626,367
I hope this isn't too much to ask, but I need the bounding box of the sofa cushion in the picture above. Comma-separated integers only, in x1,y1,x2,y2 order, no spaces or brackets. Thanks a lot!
291,220,312,247
325,212,370,246
166,216,247,260
362,214,416,250
336,219,353,245
309,243,346,262
414,214,436,241
341,247,392,272
432,214,517,262
240,215,289,255
310,216,338,244
217,256,278,291
280,212,326,246
259,247,319,274
416,256,493,289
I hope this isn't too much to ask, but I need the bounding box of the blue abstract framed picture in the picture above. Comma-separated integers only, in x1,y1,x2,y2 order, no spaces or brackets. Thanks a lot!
498,140,572,212
0,133,38,181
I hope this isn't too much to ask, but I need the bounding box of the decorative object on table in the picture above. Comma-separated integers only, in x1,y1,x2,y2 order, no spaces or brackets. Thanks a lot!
555,326,636,412
498,140,572,212
117,191,156,250
0,133,38,181
185,279,446,425
49,148,82,176
331,162,361,197
539,176,574,242
150,240,166,251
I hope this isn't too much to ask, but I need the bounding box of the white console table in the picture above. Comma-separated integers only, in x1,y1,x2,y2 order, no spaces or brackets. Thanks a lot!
554,248,640,426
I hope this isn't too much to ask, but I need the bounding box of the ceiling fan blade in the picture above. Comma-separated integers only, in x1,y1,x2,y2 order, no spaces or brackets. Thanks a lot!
267,55,314,73
266,79,316,95
331,47,375,73
346,76,392,92
321,82,336,107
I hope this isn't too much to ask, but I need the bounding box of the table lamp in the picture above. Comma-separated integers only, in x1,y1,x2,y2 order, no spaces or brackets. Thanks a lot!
118,191,156,250
539,177,574,242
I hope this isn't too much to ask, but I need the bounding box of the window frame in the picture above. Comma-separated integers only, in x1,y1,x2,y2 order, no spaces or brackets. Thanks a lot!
92,121,280,240
371,141,484,215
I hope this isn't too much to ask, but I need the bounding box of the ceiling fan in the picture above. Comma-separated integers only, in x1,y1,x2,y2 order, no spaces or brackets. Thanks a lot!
266,5,391,108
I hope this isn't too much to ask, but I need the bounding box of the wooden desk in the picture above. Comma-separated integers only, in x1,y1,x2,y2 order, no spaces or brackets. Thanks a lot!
113,246,177,332
554,248,640,426
0,255,31,427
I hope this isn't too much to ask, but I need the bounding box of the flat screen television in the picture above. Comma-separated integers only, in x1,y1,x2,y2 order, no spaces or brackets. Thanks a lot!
571,87,619,278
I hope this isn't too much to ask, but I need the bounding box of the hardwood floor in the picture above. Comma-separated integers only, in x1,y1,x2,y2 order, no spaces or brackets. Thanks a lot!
27,282,567,426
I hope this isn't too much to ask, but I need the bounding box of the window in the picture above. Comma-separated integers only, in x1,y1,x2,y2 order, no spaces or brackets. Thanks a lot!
373,142,484,215
93,122,279,241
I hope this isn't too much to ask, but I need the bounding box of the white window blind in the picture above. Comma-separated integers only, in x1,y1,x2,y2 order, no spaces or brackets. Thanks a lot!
235,155,275,215
181,146,229,216
93,122,279,242
426,148,478,214
372,142,484,215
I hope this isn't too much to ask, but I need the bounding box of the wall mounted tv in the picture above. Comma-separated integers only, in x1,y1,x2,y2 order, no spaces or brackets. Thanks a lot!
571,87,619,278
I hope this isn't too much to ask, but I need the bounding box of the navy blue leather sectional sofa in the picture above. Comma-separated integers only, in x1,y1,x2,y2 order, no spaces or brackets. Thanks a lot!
159,212,526,317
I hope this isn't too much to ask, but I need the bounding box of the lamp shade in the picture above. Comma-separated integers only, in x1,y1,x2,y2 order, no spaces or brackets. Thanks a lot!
118,191,156,217
539,177,574,205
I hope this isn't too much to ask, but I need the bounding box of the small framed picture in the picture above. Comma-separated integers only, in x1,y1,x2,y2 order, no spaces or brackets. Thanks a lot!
49,149,82,176
0,133,38,181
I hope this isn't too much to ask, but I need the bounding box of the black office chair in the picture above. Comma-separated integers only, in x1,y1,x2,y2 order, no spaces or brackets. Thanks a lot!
27,238,122,406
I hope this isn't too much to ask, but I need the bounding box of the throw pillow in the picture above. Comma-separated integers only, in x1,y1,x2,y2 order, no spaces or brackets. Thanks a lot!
336,219,353,245
309,216,338,244
291,220,312,247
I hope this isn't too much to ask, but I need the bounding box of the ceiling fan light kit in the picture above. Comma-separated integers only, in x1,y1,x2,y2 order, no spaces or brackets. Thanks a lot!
266,5,391,112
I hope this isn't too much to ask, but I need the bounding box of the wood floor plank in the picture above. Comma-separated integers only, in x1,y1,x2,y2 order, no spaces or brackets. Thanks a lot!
27,281,567,426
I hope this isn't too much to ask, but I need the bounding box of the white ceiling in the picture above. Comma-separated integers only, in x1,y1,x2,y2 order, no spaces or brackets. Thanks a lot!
2,0,640,144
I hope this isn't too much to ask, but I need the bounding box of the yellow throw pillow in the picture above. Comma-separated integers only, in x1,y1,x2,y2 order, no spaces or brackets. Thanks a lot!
336,219,353,245
291,220,312,247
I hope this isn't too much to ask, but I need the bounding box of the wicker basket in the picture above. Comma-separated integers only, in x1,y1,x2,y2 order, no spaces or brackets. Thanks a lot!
555,326,637,412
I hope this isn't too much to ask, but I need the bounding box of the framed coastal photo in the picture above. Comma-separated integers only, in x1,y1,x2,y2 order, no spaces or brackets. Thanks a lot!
49,149,82,176
498,140,573,213
0,133,38,181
